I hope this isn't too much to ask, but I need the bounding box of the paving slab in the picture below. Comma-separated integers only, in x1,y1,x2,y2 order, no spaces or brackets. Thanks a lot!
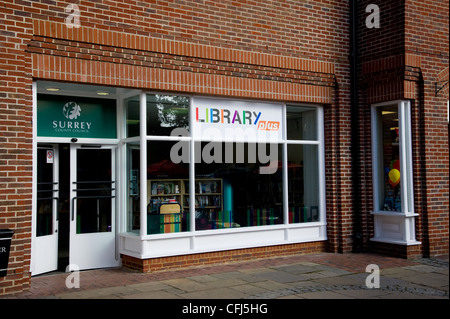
125,281,173,292
253,270,305,283
186,274,221,283
55,285,138,299
251,280,292,291
163,278,211,292
178,287,248,299
401,272,449,288
310,274,366,287
204,278,248,288
212,271,251,280
121,290,182,299
229,283,271,295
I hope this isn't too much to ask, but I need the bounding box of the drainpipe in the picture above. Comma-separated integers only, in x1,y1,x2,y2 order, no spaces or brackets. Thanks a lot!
350,0,363,252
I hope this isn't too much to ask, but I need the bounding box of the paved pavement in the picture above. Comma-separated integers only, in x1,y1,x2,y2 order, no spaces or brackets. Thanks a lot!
3,252,448,301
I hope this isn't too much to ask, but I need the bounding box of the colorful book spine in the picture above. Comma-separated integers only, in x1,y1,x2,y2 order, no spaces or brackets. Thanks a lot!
160,214,181,233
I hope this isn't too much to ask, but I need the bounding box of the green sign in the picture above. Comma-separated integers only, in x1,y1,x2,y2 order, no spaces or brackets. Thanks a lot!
37,95,117,138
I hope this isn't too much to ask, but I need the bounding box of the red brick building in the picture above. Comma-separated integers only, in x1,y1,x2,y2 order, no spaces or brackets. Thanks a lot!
0,0,448,295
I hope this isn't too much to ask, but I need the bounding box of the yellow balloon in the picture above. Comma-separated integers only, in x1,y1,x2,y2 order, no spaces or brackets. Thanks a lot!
388,169,400,187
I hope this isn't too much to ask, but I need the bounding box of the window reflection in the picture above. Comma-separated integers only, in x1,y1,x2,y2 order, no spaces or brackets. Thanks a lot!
147,95,189,136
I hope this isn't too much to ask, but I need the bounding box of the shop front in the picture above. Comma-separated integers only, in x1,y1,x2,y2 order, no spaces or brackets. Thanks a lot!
32,80,326,275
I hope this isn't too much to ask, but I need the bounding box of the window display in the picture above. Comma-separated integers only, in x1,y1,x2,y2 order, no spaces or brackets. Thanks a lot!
146,141,189,234
372,101,414,214
374,104,402,212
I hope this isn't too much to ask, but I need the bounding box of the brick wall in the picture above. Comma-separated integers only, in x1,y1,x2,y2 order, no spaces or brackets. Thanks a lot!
0,0,34,295
404,0,449,257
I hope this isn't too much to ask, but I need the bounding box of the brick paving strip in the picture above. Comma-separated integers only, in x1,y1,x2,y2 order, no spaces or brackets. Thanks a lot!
4,253,448,299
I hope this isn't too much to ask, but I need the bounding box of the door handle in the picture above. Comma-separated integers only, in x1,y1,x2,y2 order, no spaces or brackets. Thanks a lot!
55,198,59,221
71,197,77,221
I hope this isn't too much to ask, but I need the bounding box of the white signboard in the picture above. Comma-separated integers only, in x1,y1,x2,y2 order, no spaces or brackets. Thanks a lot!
192,97,283,143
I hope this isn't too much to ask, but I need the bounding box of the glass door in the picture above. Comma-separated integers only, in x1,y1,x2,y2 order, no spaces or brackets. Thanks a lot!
69,145,118,271
32,145,59,276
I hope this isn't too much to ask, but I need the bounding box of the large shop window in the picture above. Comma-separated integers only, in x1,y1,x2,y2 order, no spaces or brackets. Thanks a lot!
124,94,324,236
372,101,414,214
194,143,284,230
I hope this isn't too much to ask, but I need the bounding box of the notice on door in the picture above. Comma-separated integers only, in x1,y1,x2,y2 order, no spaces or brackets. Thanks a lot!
46,150,54,164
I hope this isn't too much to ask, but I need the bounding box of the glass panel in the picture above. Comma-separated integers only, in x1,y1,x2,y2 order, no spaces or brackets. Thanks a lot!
75,149,113,233
147,94,189,136
36,148,55,236
286,106,317,140
127,144,140,233
195,142,283,230
288,144,320,223
147,141,190,234
125,95,140,137
377,105,401,211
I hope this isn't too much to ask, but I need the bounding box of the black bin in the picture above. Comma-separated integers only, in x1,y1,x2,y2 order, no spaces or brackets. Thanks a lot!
0,229,14,277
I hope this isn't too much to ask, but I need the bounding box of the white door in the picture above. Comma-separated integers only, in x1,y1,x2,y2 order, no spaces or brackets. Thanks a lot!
69,145,118,271
32,145,59,276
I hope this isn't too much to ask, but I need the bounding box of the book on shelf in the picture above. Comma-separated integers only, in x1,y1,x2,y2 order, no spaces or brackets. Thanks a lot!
160,214,181,233
196,181,221,194
157,184,165,194
151,181,178,195
195,195,221,208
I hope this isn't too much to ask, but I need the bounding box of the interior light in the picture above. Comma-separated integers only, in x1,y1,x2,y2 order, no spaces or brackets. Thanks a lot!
382,111,395,115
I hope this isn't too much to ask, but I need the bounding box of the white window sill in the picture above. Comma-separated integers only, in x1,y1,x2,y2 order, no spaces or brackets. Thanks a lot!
370,210,419,217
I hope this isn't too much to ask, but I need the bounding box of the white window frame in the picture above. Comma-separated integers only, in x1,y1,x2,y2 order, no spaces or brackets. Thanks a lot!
119,93,328,259
371,100,414,214
370,100,420,245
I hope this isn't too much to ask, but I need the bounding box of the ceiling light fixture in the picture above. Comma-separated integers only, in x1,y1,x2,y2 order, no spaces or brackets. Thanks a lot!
46,87,60,92
96,91,110,96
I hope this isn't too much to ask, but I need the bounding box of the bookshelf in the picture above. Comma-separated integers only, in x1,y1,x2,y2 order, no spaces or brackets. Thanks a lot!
183,179,223,212
147,179,183,214
147,178,224,231
147,178,223,212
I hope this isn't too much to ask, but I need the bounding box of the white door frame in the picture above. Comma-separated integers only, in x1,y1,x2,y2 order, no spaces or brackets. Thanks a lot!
69,144,119,271
31,144,59,276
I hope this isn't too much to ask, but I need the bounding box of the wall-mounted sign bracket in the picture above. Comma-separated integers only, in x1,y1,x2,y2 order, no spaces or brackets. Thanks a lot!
435,80,448,97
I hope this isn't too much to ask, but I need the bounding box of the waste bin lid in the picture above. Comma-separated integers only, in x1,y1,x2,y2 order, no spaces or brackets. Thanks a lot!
0,229,14,239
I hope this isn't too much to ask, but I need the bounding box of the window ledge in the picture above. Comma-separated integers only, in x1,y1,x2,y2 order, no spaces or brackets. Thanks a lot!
370,211,418,217
370,237,421,246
